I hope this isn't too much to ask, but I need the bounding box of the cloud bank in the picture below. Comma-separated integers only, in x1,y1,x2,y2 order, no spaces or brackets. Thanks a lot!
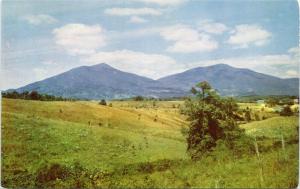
53,24,106,55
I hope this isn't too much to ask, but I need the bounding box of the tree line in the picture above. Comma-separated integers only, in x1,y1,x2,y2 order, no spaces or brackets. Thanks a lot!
2,91,76,101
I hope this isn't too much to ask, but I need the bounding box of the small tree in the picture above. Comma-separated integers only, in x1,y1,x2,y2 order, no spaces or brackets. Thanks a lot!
99,99,107,106
280,106,293,116
183,81,246,159
134,96,144,101
244,107,252,122
152,101,156,107
29,91,39,100
266,97,278,107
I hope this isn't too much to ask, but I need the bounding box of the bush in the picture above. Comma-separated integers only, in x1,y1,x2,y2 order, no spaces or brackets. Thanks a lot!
254,113,260,121
280,106,293,116
133,96,144,101
244,107,251,122
35,163,70,186
99,99,107,106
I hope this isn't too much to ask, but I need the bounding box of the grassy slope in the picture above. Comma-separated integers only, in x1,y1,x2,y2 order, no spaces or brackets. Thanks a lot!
2,99,187,169
1,99,299,188
241,116,299,139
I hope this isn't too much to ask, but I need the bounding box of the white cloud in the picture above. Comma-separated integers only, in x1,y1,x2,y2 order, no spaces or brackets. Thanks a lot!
160,25,218,53
22,14,58,25
53,24,106,55
42,60,59,66
227,24,271,48
129,16,148,23
111,27,163,40
104,7,162,16
83,50,182,79
288,46,300,58
286,70,298,77
131,0,186,6
198,20,228,35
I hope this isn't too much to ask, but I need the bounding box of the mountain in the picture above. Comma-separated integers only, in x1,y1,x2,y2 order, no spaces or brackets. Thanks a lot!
13,63,298,99
14,63,185,99
158,64,299,96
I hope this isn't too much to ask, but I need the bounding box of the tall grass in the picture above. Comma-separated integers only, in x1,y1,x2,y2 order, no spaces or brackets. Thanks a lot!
1,98,298,188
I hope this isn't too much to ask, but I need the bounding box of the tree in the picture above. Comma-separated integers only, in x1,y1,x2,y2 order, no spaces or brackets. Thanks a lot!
29,91,39,100
280,106,293,116
21,91,29,99
99,99,107,106
266,97,278,107
134,96,144,101
183,81,245,159
244,107,252,122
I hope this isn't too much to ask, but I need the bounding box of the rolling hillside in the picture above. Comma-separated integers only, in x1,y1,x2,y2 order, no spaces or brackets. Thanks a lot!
2,98,298,188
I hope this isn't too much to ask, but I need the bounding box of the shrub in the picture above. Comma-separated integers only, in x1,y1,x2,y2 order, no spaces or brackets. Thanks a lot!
254,113,260,121
133,96,144,101
35,163,70,186
99,99,107,106
280,106,293,116
244,108,252,122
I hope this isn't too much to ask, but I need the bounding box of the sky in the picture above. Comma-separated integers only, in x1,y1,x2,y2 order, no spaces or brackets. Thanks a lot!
1,0,299,90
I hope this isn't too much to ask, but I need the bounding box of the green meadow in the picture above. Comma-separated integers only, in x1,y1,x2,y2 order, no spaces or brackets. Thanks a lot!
1,98,298,188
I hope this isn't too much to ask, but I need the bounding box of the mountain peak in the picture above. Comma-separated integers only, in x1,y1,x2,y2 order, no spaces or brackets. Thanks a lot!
13,62,299,99
92,63,114,69
208,63,233,68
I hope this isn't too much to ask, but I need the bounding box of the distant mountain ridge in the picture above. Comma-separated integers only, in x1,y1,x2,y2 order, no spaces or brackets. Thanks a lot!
158,64,299,96
13,63,185,99
12,63,298,99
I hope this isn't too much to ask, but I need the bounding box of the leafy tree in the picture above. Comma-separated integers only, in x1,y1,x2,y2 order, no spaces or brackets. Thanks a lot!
134,96,144,101
280,106,293,116
99,99,107,106
21,91,29,99
29,91,39,100
244,107,252,122
266,97,278,107
152,100,156,107
183,81,246,159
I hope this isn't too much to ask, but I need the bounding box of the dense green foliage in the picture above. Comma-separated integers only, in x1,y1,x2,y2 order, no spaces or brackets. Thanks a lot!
280,106,294,116
244,107,252,122
133,96,145,101
99,99,107,106
2,91,74,101
183,82,248,159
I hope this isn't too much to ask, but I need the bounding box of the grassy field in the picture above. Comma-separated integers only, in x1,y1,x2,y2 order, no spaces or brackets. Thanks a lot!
1,98,298,188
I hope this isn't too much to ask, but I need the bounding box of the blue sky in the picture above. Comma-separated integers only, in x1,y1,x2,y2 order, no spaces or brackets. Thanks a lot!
1,0,299,90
